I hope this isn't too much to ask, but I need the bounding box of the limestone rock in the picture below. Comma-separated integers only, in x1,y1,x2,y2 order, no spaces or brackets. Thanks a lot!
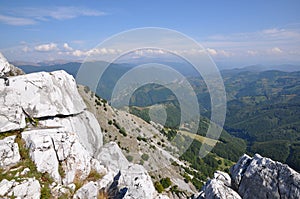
22,128,106,185
199,154,300,199
199,171,241,199
0,105,26,133
0,135,21,167
73,181,99,199
229,154,252,190
231,154,300,199
0,52,11,74
39,110,103,156
97,141,130,172
120,164,157,199
0,70,86,130
0,178,41,199
99,165,159,199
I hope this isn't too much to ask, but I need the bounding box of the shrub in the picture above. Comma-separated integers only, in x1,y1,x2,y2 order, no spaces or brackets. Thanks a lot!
126,155,134,162
154,181,164,193
119,128,127,136
141,153,149,161
160,177,172,189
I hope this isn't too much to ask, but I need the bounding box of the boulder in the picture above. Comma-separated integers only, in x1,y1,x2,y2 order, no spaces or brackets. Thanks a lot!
39,110,103,156
0,70,86,133
198,171,241,199
97,141,130,172
0,135,21,167
73,181,99,199
0,178,41,199
120,164,157,199
98,165,158,199
0,52,11,74
231,154,300,199
22,128,106,185
229,154,252,190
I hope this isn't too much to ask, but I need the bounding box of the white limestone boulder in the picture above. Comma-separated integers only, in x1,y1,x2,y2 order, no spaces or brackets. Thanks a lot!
0,135,21,167
0,70,86,133
22,128,106,185
0,52,11,74
231,154,300,199
97,141,130,172
73,181,99,199
22,130,61,182
120,164,157,199
39,110,103,156
198,171,241,199
0,178,41,199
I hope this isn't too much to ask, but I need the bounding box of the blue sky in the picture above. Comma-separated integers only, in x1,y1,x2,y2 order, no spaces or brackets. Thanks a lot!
0,0,300,67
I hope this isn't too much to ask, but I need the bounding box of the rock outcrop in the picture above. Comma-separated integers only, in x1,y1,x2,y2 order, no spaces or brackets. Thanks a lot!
0,53,168,198
0,178,41,199
22,129,106,184
0,135,21,167
199,154,300,199
0,52,24,76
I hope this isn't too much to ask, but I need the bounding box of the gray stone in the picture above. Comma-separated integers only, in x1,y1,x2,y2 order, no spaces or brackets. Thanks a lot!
39,110,103,156
73,181,99,199
97,142,130,172
232,154,300,199
0,70,86,132
199,171,241,199
22,128,106,185
0,135,21,167
0,178,41,199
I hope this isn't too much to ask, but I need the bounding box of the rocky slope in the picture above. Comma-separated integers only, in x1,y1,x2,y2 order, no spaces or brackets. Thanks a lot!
0,54,169,198
198,154,300,199
78,85,201,198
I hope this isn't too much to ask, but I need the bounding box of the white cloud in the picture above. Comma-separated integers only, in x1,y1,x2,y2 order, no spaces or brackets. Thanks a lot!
34,43,58,52
0,6,106,26
247,50,258,56
22,46,30,52
21,6,106,20
70,48,121,57
206,48,217,56
271,47,283,54
63,43,73,51
0,14,36,26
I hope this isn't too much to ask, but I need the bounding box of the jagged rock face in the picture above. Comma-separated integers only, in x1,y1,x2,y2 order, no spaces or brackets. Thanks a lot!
97,142,130,172
39,110,103,156
0,178,41,199
73,181,99,199
0,52,11,74
230,154,300,199
199,154,300,199
0,70,86,132
0,135,21,167
198,171,241,199
22,128,106,185
120,164,157,199
229,154,252,190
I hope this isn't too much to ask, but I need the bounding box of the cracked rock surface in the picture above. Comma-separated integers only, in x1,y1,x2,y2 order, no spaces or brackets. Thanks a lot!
22,129,106,185
199,154,300,199
0,70,86,132
0,135,21,167
0,178,41,199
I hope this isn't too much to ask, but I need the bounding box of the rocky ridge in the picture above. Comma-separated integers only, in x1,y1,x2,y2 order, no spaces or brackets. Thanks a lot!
198,154,300,199
0,54,169,198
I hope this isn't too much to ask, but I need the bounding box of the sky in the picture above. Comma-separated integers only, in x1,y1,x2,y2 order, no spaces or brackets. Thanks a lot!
0,0,300,68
